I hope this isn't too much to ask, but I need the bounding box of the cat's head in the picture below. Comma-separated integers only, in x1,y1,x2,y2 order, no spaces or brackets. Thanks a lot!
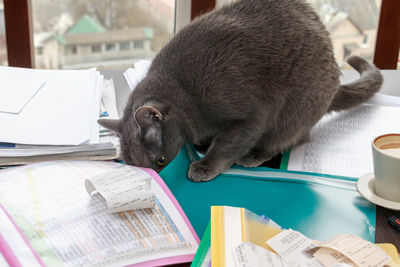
98,105,184,172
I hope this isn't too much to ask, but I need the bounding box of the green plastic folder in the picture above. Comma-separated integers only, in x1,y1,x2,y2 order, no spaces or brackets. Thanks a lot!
159,145,376,242
191,222,211,267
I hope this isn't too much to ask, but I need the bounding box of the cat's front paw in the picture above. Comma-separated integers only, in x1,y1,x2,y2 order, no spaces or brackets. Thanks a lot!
188,161,219,182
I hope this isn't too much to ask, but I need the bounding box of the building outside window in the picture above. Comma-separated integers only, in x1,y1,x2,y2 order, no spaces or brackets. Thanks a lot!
120,42,130,51
91,44,101,53
133,40,144,49
105,43,116,51
31,0,175,70
37,47,43,55
216,0,382,69
306,0,382,68
66,45,77,55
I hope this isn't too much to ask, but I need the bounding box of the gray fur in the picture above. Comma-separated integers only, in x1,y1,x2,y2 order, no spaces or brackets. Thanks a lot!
99,0,382,182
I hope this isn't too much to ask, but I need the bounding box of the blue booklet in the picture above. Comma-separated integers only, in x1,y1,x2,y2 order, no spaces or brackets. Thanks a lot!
160,145,376,243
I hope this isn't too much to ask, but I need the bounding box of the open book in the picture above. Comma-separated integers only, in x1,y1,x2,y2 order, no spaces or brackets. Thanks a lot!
0,161,199,266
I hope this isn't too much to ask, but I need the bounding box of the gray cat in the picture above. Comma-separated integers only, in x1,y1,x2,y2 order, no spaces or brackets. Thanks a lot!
99,0,382,182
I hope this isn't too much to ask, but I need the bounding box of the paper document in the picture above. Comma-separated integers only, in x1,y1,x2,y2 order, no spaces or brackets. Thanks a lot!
266,229,324,267
101,78,119,120
287,105,400,177
233,242,290,267
123,60,152,91
0,66,47,114
313,234,391,267
0,161,199,266
85,166,155,212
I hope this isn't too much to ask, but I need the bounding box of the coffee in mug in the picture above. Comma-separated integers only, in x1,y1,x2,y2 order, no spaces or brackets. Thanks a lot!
372,134,400,202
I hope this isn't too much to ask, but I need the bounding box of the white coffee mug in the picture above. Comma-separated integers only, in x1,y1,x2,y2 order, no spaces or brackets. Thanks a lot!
372,133,400,202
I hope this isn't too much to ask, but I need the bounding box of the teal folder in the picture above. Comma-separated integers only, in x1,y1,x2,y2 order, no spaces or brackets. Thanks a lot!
160,145,376,242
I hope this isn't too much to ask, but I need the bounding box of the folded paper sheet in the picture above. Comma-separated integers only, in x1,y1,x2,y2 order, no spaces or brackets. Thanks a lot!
0,66,46,114
85,166,155,212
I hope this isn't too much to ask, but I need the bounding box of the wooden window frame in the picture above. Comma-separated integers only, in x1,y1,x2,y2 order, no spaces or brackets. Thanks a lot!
191,0,216,20
373,0,400,69
3,0,399,69
4,0,34,68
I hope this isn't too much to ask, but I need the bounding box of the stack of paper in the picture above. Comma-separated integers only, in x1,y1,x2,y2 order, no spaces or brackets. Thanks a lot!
0,66,119,166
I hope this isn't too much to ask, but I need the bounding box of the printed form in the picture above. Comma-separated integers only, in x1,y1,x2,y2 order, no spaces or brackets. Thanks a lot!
287,105,400,177
0,161,198,267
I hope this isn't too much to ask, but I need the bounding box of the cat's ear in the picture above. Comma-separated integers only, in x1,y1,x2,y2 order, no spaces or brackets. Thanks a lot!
135,106,163,126
98,119,122,133
135,106,163,145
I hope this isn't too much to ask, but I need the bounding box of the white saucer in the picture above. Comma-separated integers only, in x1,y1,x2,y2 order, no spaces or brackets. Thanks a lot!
357,173,400,210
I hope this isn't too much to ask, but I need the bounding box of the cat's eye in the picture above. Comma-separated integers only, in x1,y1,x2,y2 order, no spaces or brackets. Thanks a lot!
156,155,166,167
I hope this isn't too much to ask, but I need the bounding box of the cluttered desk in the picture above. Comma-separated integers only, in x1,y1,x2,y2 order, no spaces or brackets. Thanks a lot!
0,64,399,266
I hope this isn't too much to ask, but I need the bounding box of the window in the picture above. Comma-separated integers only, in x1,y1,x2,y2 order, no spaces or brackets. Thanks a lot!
91,44,101,53
119,42,130,51
0,0,7,65
37,47,43,55
66,45,77,55
133,40,144,49
216,0,382,69
31,0,176,70
306,0,382,69
105,43,116,51
361,34,370,48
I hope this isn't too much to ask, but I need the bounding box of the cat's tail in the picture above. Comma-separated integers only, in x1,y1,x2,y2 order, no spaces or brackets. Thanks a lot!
328,55,383,112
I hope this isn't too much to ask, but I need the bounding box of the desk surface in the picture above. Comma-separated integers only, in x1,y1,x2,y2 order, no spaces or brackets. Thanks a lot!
102,70,400,249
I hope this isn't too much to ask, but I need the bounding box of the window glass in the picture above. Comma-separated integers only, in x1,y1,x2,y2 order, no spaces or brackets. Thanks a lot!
398,50,400,70
216,0,382,69
0,1,7,65
31,0,175,69
105,43,116,51
119,41,131,51
133,40,144,49
306,0,382,69
91,44,102,53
